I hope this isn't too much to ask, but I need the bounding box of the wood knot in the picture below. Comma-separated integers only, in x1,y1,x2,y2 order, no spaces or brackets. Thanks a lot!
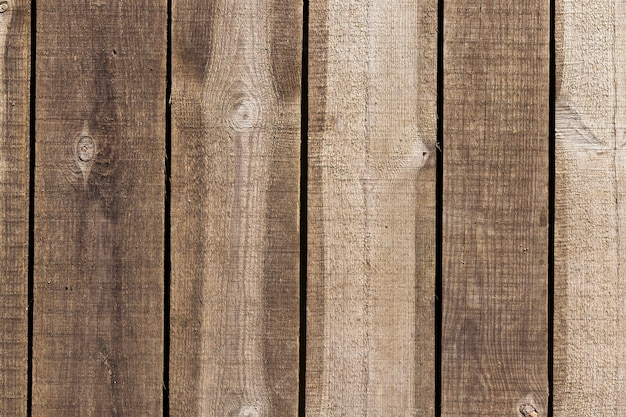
77,136,95,162
230,98,259,132
238,405,260,417
0,1,8,13
519,403,538,417
74,128,96,189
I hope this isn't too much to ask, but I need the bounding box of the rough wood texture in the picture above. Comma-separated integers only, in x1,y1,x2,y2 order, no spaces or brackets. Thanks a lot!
170,1,301,415
307,0,437,415
33,2,166,415
0,1,30,415
554,0,626,413
442,2,549,415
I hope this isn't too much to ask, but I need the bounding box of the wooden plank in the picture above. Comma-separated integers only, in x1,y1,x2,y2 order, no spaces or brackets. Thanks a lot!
33,2,166,415
441,1,549,415
0,1,30,415
554,0,626,412
307,0,437,415
169,1,301,415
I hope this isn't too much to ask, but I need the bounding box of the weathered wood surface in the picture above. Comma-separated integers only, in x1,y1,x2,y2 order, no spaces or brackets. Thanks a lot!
170,0,302,415
441,2,549,416
307,0,437,415
33,2,166,415
554,0,626,413
0,1,30,415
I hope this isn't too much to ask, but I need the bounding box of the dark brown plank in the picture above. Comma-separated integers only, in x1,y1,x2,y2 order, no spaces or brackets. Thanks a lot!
307,0,437,414
0,1,30,415
442,1,549,415
33,2,166,415
170,0,301,415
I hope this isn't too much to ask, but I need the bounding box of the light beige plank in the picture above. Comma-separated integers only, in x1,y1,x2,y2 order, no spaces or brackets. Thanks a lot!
555,0,626,413
307,0,437,415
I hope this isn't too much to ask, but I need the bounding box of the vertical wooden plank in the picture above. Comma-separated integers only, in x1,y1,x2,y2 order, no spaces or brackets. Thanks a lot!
33,2,166,415
442,1,549,416
170,1,301,416
555,0,626,412
0,1,30,415
307,0,437,415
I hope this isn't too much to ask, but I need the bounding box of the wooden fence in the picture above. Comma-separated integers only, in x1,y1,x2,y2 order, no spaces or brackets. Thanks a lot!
0,0,620,416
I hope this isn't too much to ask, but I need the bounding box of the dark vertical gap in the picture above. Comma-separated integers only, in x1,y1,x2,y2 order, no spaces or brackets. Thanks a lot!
163,0,172,415
27,1,37,416
548,0,555,413
298,0,309,415
435,0,444,416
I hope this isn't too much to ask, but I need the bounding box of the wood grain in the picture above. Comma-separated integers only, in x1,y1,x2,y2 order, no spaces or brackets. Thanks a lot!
554,0,626,413
441,1,549,415
0,1,30,415
170,1,301,415
33,2,166,415
307,0,437,415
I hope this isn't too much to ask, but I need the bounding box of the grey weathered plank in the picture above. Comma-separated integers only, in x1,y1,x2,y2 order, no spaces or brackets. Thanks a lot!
33,2,166,415
307,0,437,415
441,1,550,415
554,0,626,413
0,1,30,415
170,0,301,415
